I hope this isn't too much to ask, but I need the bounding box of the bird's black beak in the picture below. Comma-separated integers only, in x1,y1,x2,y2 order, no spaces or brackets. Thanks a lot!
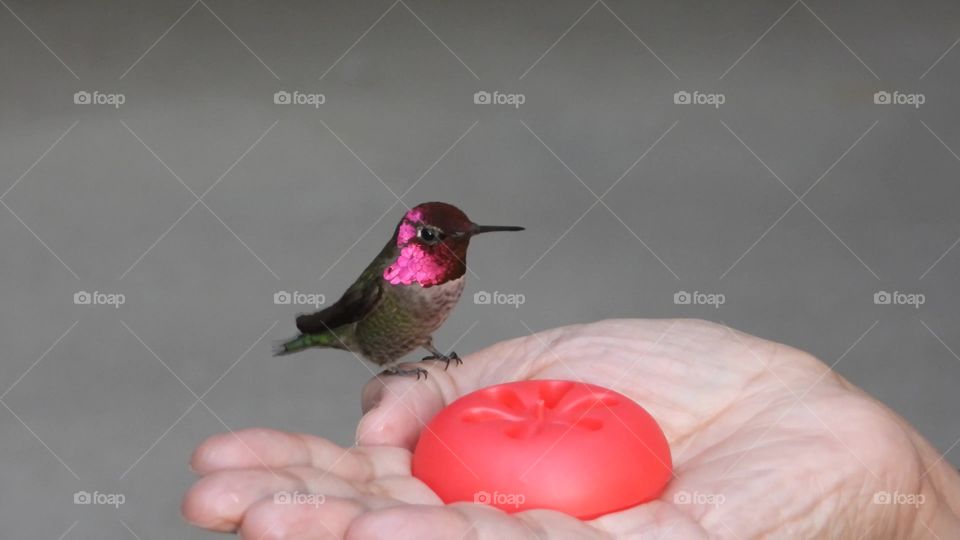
469,224,525,235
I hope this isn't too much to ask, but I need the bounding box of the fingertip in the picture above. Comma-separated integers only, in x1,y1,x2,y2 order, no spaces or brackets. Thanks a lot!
360,376,387,414
190,432,230,475
356,375,447,449
181,473,244,532
191,428,279,474
356,401,421,449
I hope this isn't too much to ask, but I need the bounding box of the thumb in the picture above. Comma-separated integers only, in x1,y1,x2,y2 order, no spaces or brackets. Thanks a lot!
355,369,455,449
355,328,556,448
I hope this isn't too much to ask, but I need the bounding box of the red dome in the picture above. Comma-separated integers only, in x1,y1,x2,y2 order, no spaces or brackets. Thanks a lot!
412,380,672,519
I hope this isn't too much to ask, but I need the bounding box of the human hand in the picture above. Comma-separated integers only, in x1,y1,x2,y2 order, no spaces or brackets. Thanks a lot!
183,319,960,538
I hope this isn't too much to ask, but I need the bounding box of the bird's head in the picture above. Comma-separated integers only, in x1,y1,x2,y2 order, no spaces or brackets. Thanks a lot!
383,202,524,287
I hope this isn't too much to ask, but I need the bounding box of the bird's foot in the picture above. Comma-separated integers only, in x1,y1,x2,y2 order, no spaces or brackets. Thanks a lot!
381,366,429,380
421,351,462,371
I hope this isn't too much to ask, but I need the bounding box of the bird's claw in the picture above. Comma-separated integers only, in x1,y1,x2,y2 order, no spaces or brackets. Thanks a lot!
421,351,462,370
382,366,429,380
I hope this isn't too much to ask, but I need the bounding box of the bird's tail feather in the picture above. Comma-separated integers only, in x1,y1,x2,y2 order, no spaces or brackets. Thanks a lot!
273,333,337,356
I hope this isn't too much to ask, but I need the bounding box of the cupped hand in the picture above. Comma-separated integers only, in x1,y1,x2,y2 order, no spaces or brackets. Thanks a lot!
183,319,960,538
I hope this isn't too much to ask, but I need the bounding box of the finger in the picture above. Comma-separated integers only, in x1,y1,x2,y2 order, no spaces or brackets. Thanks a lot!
356,331,556,448
358,328,560,416
182,466,364,532
356,374,449,448
192,428,388,478
345,503,604,540
239,496,369,540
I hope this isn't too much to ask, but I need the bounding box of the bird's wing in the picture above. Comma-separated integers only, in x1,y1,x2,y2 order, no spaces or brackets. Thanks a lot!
296,266,384,334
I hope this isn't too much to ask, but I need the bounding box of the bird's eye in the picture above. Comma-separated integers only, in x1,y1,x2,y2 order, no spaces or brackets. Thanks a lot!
418,227,438,243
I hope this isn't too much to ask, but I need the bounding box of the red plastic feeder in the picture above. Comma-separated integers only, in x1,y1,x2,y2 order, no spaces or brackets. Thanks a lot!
412,380,672,519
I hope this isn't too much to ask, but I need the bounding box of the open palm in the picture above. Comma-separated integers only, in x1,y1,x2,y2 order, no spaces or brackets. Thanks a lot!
183,319,960,538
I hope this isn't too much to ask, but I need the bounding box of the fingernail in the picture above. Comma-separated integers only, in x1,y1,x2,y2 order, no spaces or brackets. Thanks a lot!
361,381,385,414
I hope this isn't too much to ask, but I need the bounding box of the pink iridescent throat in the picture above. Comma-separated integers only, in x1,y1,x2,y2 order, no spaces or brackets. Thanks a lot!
383,209,457,287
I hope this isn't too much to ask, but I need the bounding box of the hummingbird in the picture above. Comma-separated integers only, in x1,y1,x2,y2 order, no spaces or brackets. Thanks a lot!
275,202,524,378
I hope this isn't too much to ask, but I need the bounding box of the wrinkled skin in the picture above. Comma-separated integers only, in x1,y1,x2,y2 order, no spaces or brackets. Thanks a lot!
183,319,960,539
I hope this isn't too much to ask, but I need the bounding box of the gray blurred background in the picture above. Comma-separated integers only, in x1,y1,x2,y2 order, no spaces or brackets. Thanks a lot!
1,0,959,537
